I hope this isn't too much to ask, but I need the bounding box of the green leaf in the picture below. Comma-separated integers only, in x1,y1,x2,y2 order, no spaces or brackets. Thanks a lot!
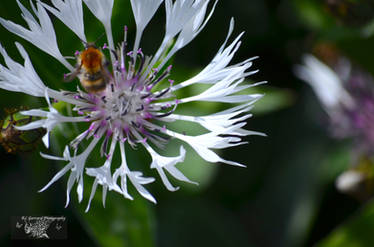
246,87,295,115
316,200,374,247
77,193,155,247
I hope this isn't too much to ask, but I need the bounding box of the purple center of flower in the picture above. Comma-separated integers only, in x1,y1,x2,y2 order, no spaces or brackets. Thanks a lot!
66,27,176,155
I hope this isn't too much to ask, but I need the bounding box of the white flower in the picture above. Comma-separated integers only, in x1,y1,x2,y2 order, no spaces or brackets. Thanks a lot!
0,0,263,210
294,54,354,116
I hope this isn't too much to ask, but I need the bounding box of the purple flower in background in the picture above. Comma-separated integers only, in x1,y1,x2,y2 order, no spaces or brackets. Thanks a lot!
295,54,374,196
295,54,374,155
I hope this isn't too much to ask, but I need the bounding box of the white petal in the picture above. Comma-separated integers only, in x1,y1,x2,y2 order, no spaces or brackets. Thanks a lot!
0,43,47,97
171,19,259,91
164,0,207,39
144,144,196,191
83,0,114,62
20,109,48,117
39,163,74,192
130,0,164,57
85,137,122,210
113,141,156,202
131,0,163,31
0,1,73,70
166,102,259,134
42,132,50,148
65,171,76,207
41,0,86,42
83,0,113,28
15,119,45,131
39,138,100,205
40,152,67,161
165,129,246,167
294,54,354,113
145,0,210,74
155,0,217,70
85,180,98,212
176,71,263,103
128,172,157,203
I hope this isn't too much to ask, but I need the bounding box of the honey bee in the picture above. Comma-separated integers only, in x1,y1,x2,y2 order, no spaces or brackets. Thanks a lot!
65,42,110,93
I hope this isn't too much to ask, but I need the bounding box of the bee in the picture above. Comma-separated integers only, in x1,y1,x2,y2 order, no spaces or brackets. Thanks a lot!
65,42,110,93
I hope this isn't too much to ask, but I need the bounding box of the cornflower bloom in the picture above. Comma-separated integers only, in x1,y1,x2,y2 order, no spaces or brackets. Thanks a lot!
0,0,263,211
295,54,374,197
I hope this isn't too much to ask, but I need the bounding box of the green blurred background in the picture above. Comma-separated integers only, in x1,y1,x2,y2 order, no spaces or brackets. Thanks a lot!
1,0,374,246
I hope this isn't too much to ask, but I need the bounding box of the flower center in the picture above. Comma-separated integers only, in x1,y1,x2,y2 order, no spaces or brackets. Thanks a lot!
101,82,150,126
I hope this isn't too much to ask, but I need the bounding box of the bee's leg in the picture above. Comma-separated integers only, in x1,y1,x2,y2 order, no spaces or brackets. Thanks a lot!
103,60,110,68
64,64,82,82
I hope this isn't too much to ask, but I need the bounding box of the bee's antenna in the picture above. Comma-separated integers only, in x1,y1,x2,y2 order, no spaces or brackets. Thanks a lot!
79,38,89,48
94,32,106,44
79,33,105,49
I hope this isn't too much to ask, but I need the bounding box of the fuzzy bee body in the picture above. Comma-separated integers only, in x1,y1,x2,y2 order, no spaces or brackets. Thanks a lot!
65,44,109,93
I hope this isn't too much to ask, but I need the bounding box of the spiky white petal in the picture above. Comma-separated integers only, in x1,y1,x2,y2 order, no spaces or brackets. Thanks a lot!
17,90,87,147
83,0,115,62
113,140,156,203
155,0,217,70
83,0,113,27
85,136,122,212
144,144,196,191
175,71,263,103
294,54,355,114
167,101,265,136
130,0,164,56
145,0,209,74
0,42,46,97
164,0,207,39
40,138,100,207
0,0,73,70
165,126,248,167
172,19,258,91
40,0,86,42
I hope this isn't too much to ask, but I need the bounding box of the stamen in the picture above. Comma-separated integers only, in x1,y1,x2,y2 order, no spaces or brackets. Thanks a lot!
155,88,170,99
100,135,110,157
149,70,170,88
141,92,153,99
155,103,178,118
121,109,128,116
136,52,146,77
70,130,90,149
121,42,127,73
136,105,144,112
131,121,140,128
110,49,119,62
